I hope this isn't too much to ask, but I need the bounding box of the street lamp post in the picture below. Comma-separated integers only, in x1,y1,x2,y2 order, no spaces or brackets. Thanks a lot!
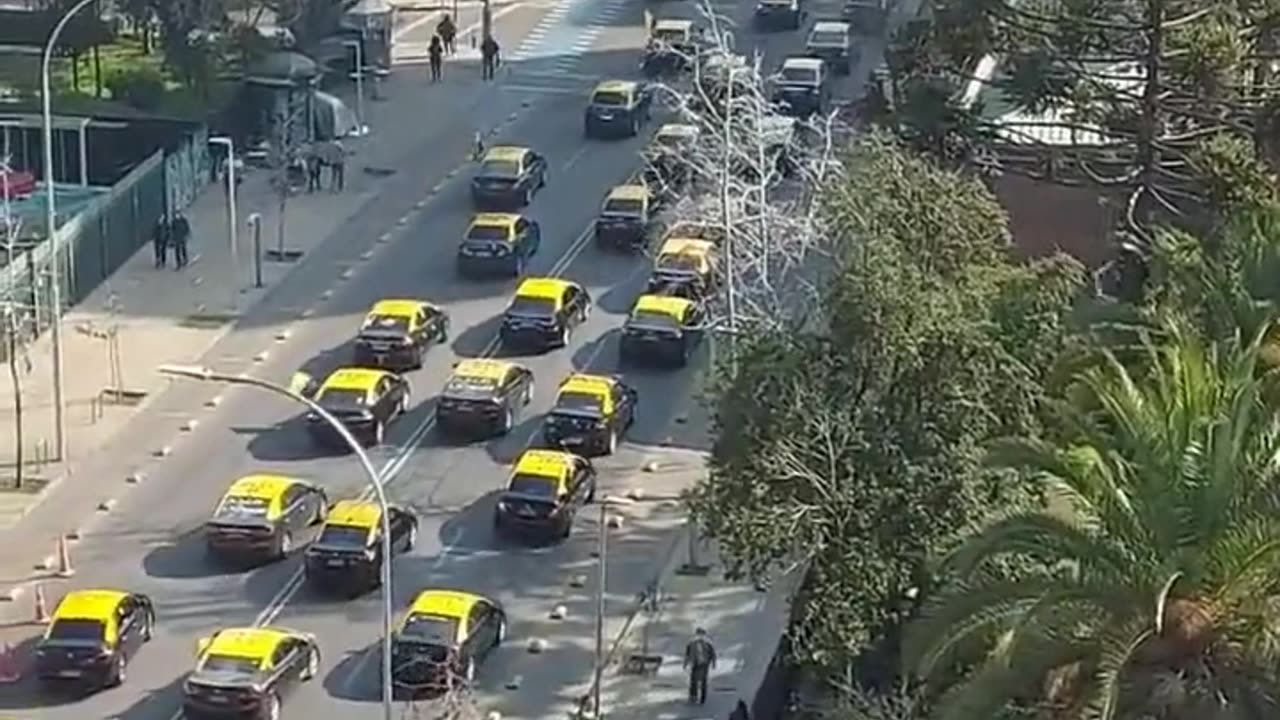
589,495,634,719
207,137,239,312
343,40,370,136
41,0,97,462
157,364,396,720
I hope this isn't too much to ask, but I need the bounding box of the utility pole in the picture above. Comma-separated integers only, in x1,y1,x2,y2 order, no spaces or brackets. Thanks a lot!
0,160,25,489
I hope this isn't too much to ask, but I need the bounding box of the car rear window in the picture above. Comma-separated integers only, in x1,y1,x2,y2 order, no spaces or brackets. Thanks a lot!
443,375,500,399
657,252,702,272
630,309,682,330
809,31,845,45
556,390,604,415
781,66,817,83
200,654,260,675
592,91,628,106
216,495,270,520
654,28,685,43
508,296,557,317
319,387,369,408
508,473,558,498
467,224,511,241
400,613,459,645
46,618,104,643
363,314,410,334
317,524,368,548
480,159,520,177
603,198,644,215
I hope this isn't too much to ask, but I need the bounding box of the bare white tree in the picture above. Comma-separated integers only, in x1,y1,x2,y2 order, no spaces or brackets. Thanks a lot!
398,659,489,720
640,1,847,345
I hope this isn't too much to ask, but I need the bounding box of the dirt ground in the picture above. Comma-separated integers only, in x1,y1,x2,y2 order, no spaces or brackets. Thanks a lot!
993,173,1119,269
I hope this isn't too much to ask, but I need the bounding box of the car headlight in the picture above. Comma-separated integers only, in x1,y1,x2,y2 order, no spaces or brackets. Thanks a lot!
497,501,509,512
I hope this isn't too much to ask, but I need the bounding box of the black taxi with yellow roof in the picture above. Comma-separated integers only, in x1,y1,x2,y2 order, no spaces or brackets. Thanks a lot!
494,449,596,540
34,588,155,690
437,358,535,437
304,499,419,594
354,298,450,372
500,277,592,351
306,366,410,448
620,294,706,367
183,626,319,719
584,79,653,138
648,235,720,298
542,372,638,455
205,474,328,564
391,589,506,695
471,144,548,209
456,212,542,277
595,183,659,250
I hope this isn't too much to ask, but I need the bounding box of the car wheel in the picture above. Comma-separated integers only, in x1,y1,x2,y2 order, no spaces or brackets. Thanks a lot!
278,531,293,559
314,497,329,525
561,518,572,538
302,646,320,680
606,429,618,455
629,117,638,136
406,522,418,551
373,421,386,446
267,692,282,720
142,611,154,642
412,344,425,370
464,658,477,684
500,408,514,435
522,186,533,206
523,381,534,406
587,481,597,504
514,254,525,277
559,326,571,348
109,654,126,687
496,615,508,644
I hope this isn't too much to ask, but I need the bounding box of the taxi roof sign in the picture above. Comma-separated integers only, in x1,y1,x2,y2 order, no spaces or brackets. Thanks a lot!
368,299,422,319
634,294,693,318
483,146,527,162
513,449,574,479
322,367,386,391
326,499,382,529
453,358,513,382
54,589,127,621
595,79,637,94
470,212,520,228
607,184,650,202
225,474,297,501
204,627,291,662
515,277,572,301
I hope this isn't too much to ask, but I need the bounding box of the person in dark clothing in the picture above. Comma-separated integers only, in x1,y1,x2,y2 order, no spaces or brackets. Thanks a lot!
730,699,750,720
428,35,443,82
481,35,500,80
305,150,323,192
151,214,170,268
170,212,191,268
683,627,716,705
437,15,456,55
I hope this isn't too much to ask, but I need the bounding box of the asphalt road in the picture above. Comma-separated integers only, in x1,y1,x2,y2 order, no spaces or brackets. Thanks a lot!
7,0,879,716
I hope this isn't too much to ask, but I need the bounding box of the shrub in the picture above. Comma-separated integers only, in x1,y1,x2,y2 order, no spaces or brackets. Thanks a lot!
104,65,166,110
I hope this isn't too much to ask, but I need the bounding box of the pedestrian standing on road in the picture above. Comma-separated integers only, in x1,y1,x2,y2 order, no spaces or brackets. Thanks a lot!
481,35,500,80
428,35,444,82
151,213,170,268
170,211,191,269
305,147,323,192
683,627,716,705
437,14,456,55
730,699,751,720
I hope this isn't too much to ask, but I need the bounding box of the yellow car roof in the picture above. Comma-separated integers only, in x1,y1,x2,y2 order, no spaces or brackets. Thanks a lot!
453,358,514,382
224,474,298,502
205,627,293,662
513,449,574,480
633,294,693,318
326,499,382,529
368,299,422,318
607,184,649,202
515,277,571,301
559,373,614,399
659,237,715,256
53,589,127,621
321,367,387,392
484,146,527,162
470,213,519,229
407,589,486,636
595,79,636,94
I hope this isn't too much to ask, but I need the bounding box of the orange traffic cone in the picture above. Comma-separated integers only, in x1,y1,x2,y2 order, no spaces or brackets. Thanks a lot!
0,643,20,683
32,583,50,624
53,536,74,578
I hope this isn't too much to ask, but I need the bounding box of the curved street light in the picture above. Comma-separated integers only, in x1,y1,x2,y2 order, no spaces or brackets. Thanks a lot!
157,364,396,720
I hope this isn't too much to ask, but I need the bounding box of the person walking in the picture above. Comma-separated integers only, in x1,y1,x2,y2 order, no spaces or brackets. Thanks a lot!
151,213,170,268
683,627,716,705
305,147,323,192
481,35,500,80
428,35,444,82
730,699,751,720
437,14,456,55
320,139,346,191
170,211,191,269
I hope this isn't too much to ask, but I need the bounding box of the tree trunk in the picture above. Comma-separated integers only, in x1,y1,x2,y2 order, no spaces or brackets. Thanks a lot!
70,53,80,92
7,316,23,491
93,44,102,97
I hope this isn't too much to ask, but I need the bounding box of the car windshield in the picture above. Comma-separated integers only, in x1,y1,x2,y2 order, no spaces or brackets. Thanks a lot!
657,252,702,272
363,314,410,334
46,618,104,644
556,390,605,415
653,28,686,43
781,66,817,84
200,654,261,675
592,91,628,106
810,31,845,45
507,473,558,498
630,309,682,330
480,159,520,178
318,387,369,409
399,613,459,645
215,495,270,521
443,375,499,399
603,198,644,215
508,296,557,317
467,224,511,242
317,524,368,548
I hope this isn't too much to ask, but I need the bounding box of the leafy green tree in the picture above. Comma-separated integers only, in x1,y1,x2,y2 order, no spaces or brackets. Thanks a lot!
690,133,1085,674
905,325,1280,720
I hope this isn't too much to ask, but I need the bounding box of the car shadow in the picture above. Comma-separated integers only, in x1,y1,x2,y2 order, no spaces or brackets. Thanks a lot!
298,340,356,384
449,314,502,358
0,635,79,710
323,642,380,702
428,273,519,305
438,489,504,553
239,553,310,610
484,415,542,466
572,330,619,372
142,528,246,580
240,415,346,462
107,675,188,719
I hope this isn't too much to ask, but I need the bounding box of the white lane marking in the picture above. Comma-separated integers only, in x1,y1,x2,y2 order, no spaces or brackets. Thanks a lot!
561,144,591,172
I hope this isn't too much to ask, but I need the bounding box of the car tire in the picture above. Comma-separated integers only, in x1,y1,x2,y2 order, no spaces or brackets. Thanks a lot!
523,382,534,406
142,611,154,642
500,408,514,435
278,531,293,560
267,692,282,720
412,344,425,370
373,421,386,446
464,658,477,684
587,482,597,504
606,429,618,456
558,326,571,348
522,186,533,206
406,522,418,551
108,654,126,687
314,498,329,526
629,117,638,137
496,615,508,644
302,646,320,681
514,254,525,277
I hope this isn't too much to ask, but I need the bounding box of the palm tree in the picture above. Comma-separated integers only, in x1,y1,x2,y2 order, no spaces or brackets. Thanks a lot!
904,325,1280,720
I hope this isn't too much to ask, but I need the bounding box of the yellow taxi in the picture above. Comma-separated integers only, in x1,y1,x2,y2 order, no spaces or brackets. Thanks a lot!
306,366,411,448
643,18,698,75
354,298,450,372
620,294,706,367
648,236,719,298
304,499,419,594
390,590,507,695
595,184,659,251
437,358,536,437
584,79,653,138
456,212,543,277
499,277,592,351
494,449,597,540
205,474,328,564
541,373,638,455
34,589,155,691
183,627,320,719
470,145,549,208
